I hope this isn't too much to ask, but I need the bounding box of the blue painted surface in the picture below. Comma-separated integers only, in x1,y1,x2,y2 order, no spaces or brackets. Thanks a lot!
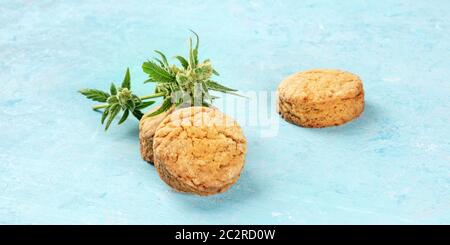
1,0,449,224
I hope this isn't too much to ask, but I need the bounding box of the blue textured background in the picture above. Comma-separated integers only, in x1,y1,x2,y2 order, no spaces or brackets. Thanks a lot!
1,0,449,224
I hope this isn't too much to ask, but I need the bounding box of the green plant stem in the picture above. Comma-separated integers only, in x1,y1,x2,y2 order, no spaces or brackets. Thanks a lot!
139,92,165,100
91,92,165,110
92,104,109,110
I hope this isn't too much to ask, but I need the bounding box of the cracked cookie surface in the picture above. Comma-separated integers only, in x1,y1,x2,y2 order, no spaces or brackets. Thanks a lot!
153,106,247,195
277,69,364,127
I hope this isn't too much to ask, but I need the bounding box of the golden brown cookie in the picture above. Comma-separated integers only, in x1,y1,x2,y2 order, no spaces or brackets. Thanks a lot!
277,69,364,128
153,106,247,195
139,107,174,163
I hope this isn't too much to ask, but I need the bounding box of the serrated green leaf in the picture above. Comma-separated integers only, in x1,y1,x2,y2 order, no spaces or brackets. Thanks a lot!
190,30,199,65
132,109,144,120
206,80,237,92
154,50,169,67
142,61,176,83
135,100,155,110
132,96,142,106
121,68,131,89
188,38,195,68
110,83,117,95
118,109,129,125
201,80,208,91
154,58,165,68
212,69,220,76
101,107,109,124
105,104,120,131
126,99,135,111
144,78,155,83
79,89,110,102
174,55,189,69
145,98,172,118
201,81,211,98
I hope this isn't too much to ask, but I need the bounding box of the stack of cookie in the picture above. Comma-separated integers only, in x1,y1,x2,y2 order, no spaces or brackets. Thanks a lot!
139,106,247,196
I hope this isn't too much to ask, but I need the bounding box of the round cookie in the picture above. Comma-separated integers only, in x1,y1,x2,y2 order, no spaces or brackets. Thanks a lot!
153,106,247,195
139,107,174,163
277,69,364,128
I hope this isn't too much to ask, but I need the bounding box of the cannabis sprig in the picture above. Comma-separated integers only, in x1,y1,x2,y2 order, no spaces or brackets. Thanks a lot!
79,31,240,131
141,31,239,117
79,68,156,130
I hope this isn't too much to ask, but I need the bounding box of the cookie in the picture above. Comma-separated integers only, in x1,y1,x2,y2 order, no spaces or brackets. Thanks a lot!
277,69,364,128
153,106,247,195
139,107,174,163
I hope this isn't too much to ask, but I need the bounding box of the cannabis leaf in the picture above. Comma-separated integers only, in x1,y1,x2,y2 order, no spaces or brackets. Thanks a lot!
79,68,157,130
142,61,176,83
175,56,189,69
105,103,120,130
110,83,117,95
146,98,173,117
135,100,155,110
154,50,169,68
121,68,131,89
189,30,199,67
79,89,110,102
118,109,129,125
206,80,237,92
